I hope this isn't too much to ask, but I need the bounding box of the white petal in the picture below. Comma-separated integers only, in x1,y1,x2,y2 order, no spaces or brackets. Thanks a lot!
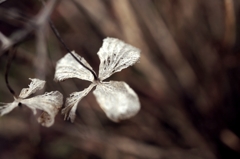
93,81,140,122
54,51,96,82
19,78,45,98
0,101,18,116
97,37,140,80
21,91,63,127
62,83,96,122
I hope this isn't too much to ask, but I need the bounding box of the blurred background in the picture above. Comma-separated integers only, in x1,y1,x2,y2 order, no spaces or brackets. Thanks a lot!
0,0,240,158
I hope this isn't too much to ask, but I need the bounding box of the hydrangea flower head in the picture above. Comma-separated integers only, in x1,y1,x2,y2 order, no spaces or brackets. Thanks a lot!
0,78,63,127
54,37,141,122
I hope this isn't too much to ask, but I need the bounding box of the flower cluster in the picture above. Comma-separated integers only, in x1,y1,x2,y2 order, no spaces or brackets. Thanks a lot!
0,37,141,127
0,78,63,127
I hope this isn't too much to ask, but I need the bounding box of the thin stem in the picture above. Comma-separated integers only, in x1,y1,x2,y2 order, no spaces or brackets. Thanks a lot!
5,49,16,96
48,20,98,80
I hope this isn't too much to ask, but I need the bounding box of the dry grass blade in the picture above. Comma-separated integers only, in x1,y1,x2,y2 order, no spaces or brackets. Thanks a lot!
0,0,58,57
35,25,47,83
223,0,236,47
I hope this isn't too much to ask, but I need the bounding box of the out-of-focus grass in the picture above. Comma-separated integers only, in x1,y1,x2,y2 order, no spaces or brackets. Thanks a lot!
0,0,240,159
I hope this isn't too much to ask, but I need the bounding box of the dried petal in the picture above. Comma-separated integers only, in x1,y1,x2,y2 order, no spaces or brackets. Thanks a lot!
97,38,140,80
0,101,18,116
19,78,45,98
54,51,95,82
93,81,140,122
21,91,63,127
62,83,96,122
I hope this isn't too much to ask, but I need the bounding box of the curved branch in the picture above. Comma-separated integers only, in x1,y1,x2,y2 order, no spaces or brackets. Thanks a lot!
5,49,16,96
48,20,98,80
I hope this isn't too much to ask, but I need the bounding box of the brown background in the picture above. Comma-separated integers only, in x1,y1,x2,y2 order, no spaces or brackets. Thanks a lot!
0,0,240,158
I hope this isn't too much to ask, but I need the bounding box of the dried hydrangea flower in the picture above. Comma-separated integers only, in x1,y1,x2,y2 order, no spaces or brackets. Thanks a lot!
54,37,141,122
0,78,63,127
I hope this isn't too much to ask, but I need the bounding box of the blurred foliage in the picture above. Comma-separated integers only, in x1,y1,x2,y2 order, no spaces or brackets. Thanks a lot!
1,0,240,159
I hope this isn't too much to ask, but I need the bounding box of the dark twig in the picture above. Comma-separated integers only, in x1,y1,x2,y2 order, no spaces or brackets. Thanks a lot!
40,0,98,80
5,49,16,97
48,20,98,80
